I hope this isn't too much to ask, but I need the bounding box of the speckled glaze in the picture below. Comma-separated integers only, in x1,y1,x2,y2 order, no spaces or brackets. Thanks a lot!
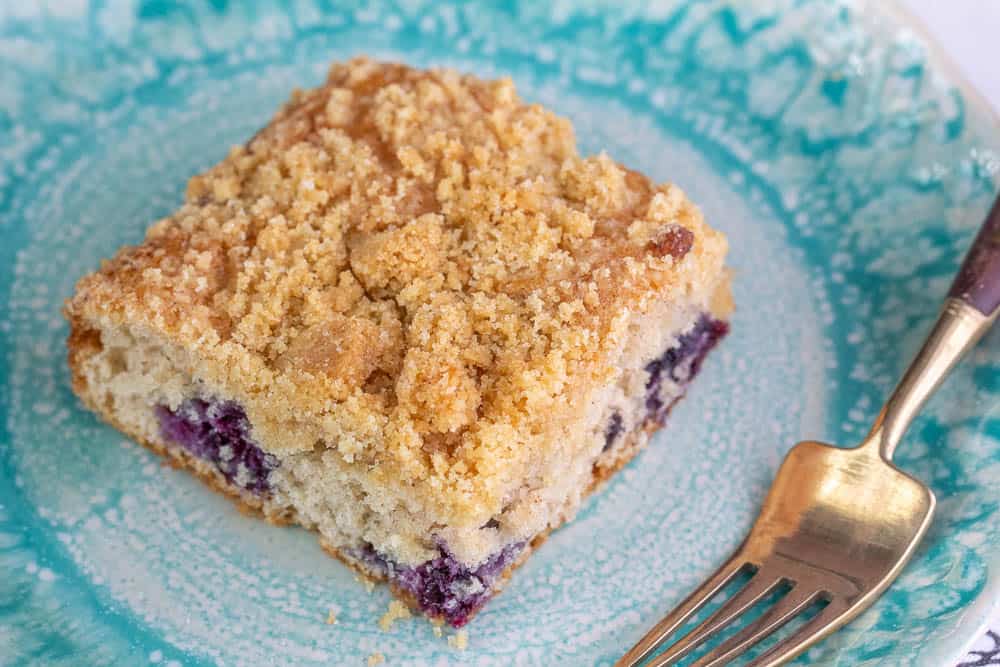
1,1,998,665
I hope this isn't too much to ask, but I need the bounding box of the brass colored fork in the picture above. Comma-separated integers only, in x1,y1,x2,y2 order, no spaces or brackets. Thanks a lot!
619,193,1000,667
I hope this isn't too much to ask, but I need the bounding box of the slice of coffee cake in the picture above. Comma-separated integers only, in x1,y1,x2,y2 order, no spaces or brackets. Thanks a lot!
65,57,731,627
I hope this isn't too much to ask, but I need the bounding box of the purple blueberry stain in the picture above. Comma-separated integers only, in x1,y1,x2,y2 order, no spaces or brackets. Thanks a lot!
645,315,728,419
155,398,278,494
352,541,525,627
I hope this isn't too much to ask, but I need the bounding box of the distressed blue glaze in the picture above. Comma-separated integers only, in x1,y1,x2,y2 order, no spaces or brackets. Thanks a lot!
1,1,998,665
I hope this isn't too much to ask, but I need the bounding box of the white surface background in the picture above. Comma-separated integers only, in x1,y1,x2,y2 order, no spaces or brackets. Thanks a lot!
902,0,1000,114
901,1,1000,664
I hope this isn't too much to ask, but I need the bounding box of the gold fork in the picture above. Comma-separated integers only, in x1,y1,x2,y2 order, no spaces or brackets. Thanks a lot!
618,193,1000,667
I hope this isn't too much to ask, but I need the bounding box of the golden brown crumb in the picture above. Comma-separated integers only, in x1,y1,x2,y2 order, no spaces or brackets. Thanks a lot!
432,625,443,638
378,599,411,631
447,629,468,650
326,609,338,625
367,652,385,666
66,56,728,541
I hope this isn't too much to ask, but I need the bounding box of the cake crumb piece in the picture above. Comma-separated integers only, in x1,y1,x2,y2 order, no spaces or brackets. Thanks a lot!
379,600,411,631
326,609,338,625
432,625,442,638
354,573,376,593
367,652,385,666
448,630,468,650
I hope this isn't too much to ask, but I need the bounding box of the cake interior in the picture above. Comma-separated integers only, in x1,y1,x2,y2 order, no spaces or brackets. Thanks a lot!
146,314,727,626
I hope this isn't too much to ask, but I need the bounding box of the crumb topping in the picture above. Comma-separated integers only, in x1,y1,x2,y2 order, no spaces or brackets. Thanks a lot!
67,57,727,528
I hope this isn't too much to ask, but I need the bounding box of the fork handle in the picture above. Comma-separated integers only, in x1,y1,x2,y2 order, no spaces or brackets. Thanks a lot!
872,193,1000,460
948,194,1000,316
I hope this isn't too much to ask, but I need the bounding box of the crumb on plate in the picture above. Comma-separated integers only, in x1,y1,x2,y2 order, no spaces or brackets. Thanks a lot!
448,629,468,650
379,599,412,631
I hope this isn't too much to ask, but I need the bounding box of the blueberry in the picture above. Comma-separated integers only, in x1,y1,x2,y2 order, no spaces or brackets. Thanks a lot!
156,399,278,494
352,541,525,627
645,315,728,419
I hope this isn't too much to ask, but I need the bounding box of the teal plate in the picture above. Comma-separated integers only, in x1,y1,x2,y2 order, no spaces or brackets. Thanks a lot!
1,1,999,665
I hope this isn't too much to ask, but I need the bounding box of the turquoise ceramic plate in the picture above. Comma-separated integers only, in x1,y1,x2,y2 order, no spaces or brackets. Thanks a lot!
2,1,998,665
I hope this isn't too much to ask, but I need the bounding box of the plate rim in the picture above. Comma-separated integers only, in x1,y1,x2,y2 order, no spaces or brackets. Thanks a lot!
0,1,998,664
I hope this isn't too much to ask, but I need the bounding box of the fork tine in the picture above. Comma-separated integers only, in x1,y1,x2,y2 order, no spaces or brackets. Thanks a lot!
644,568,784,667
686,587,820,667
746,597,852,667
616,553,748,667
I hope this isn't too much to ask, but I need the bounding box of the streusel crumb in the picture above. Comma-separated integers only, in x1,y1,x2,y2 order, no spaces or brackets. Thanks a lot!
67,56,726,532
379,599,412,631
367,652,385,666
447,629,468,650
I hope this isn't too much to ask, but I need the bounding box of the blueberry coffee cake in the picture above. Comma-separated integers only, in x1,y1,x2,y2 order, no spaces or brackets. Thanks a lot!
65,57,731,627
